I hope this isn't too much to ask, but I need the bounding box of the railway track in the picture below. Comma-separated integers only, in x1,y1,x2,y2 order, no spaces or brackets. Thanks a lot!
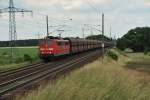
0,62,43,76
0,51,92,83
0,50,101,99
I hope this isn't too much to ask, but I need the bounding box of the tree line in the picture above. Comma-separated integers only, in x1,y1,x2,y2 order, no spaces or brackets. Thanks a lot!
0,39,41,47
86,34,112,41
117,27,150,52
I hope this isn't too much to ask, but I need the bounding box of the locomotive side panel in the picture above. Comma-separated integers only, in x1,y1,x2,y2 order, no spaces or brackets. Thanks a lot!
54,40,70,56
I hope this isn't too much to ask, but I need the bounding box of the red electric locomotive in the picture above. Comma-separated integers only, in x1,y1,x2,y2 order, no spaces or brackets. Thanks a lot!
39,36,70,60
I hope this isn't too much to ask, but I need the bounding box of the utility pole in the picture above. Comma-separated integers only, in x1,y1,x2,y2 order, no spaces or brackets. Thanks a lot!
82,27,85,39
57,30,64,38
36,32,40,40
37,32,40,44
0,0,32,58
102,13,105,62
90,27,93,36
114,35,117,47
110,25,112,40
46,15,49,37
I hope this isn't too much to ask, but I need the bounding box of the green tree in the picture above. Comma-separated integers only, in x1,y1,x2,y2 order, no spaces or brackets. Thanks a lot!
86,34,111,41
117,27,150,52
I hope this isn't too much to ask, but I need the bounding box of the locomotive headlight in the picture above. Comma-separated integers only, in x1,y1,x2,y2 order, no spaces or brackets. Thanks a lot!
48,48,54,50
40,48,45,51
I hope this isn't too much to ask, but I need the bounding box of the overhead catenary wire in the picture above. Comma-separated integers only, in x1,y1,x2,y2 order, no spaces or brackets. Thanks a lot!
0,12,72,29
0,1,91,40
86,0,101,16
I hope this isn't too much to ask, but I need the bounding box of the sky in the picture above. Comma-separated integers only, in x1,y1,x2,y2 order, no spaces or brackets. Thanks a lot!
0,0,150,41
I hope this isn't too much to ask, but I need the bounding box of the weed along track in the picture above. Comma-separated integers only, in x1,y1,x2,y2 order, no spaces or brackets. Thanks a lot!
0,62,43,77
0,50,101,100
0,62,52,83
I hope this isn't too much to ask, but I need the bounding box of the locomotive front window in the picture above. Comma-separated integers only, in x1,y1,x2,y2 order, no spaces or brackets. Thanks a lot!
57,42,63,46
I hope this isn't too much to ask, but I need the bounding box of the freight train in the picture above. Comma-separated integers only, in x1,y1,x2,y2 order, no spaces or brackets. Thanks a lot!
39,36,112,61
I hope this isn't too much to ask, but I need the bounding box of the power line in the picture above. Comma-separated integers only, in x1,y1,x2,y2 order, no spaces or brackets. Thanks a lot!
46,15,49,37
33,12,72,23
0,0,33,57
86,0,100,16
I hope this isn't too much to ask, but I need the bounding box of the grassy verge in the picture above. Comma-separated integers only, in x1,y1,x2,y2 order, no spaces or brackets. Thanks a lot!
19,49,150,100
148,53,150,56
0,47,38,70
124,53,150,74
0,62,30,71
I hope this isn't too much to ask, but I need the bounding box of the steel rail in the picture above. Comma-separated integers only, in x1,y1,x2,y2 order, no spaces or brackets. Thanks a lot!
0,61,42,74
0,62,43,77
0,60,71,87
0,50,99,97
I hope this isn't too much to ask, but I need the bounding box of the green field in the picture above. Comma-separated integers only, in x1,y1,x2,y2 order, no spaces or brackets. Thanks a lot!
19,49,150,100
0,47,39,70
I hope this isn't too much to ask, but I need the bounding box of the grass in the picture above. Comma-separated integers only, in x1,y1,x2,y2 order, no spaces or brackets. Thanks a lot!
0,62,30,71
124,53,150,74
0,47,38,70
19,49,150,100
0,47,38,58
148,53,150,56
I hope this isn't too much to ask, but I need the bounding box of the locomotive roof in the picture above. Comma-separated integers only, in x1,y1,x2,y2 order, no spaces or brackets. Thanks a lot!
64,38,100,42
47,36,60,39
46,36,101,43
46,36,68,41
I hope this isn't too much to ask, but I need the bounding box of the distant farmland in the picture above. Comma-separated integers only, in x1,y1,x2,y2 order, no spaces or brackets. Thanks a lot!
0,47,38,70
0,39,41,47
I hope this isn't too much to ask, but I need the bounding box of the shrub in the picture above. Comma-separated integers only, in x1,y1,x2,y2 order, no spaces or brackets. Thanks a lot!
106,50,118,61
144,47,150,55
2,52,8,55
33,56,39,61
24,54,33,62
124,48,133,53
148,52,150,56
15,57,24,63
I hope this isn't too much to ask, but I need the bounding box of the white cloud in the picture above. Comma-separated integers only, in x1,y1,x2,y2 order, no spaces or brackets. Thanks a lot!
145,2,150,6
0,0,150,41
23,0,112,10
